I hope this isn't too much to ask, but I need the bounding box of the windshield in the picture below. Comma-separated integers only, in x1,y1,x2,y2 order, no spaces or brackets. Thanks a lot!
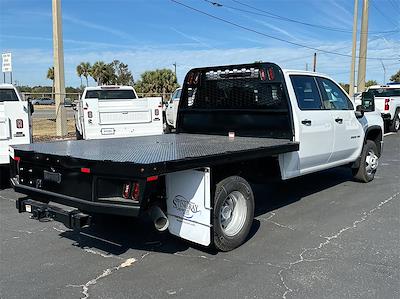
85,89,136,100
0,89,19,102
369,88,400,98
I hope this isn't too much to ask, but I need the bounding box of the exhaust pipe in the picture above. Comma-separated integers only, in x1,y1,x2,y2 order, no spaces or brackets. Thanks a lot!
148,206,169,232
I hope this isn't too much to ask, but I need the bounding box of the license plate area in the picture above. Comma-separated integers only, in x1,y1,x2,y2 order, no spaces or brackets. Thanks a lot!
43,170,62,184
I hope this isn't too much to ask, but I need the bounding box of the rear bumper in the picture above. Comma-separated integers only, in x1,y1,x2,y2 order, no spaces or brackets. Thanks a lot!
12,178,141,217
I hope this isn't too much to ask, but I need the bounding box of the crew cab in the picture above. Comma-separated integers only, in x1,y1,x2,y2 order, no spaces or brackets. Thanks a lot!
0,84,32,187
367,84,400,132
165,87,182,132
74,86,163,140
11,63,383,251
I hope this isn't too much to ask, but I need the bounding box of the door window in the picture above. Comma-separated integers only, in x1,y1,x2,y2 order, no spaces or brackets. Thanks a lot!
317,78,353,110
290,75,323,110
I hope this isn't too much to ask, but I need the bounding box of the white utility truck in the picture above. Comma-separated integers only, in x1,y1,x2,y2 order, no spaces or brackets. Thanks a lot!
165,87,182,132
12,63,383,251
74,85,163,140
0,84,32,187
367,84,400,132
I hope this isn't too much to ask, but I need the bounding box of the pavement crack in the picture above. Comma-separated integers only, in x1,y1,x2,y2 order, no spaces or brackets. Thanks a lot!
278,191,400,299
0,195,15,202
82,248,123,260
173,252,216,261
257,212,295,231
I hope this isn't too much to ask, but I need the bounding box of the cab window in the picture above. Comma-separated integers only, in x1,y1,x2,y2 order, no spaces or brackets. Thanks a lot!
0,89,19,102
290,75,323,110
316,78,353,110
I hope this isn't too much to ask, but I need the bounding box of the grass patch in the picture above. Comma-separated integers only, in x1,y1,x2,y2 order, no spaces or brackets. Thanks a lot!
32,119,76,142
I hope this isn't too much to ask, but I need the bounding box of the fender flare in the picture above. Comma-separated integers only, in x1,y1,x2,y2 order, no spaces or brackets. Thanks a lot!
352,125,383,168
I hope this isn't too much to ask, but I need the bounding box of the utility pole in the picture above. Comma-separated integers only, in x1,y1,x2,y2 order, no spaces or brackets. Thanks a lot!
349,0,358,97
313,53,317,72
52,0,67,136
173,62,177,78
380,60,386,84
305,63,308,71
357,0,369,93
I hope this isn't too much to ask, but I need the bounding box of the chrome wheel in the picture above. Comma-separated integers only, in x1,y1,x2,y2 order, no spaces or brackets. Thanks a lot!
365,150,378,176
219,191,247,237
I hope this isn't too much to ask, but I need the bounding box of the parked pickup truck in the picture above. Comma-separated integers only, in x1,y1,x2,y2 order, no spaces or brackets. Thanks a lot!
0,84,32,187
165,87,182,132
367,84,400,132
11,62,384,251
74,85,163,140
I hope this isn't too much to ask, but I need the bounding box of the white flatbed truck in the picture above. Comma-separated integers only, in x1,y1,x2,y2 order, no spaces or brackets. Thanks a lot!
11,62,383,251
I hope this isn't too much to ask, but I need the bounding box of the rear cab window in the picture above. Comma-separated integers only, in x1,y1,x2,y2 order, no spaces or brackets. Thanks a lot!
0,89,19,102
369,87,400,98
290,75,323,110
84,89,137,100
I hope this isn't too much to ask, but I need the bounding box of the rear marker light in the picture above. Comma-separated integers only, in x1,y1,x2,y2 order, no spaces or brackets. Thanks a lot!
81,167,91,174
14,156,21,162
267,67,275,81
132,182,140,201
146,176,158,182
155,109,159,116
16,119,24,128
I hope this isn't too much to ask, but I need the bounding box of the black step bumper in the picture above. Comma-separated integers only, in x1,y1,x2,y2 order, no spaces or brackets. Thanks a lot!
16,198,91,230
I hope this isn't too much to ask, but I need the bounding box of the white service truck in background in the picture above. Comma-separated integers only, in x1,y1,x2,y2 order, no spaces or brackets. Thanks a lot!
0,84,32,187
165,87,182,132
74,86,163,140
367,84,400,132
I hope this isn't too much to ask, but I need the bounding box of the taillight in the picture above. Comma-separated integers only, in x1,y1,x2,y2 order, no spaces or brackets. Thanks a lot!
154,109,159,116
16,119,23,128
384,99,390,111
87,111,93,118
122,183,131,199
132,182,140,201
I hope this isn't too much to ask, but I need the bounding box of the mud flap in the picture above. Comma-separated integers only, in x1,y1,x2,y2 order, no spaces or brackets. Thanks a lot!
165,168,211,246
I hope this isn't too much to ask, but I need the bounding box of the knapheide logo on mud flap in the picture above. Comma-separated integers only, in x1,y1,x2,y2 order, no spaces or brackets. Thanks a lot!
172,195,201,219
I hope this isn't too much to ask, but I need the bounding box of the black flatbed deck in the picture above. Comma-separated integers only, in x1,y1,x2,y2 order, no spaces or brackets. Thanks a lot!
13,134,299,177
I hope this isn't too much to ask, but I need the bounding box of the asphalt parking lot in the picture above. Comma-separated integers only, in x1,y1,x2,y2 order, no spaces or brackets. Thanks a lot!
1,133,399,299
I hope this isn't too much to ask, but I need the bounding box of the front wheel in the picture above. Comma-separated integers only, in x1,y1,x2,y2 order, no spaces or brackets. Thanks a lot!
213,176,254,251
388,113,400,132
352,140,379,183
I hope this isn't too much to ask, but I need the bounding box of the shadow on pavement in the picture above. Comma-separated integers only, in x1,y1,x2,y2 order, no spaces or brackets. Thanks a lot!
55,166,352,256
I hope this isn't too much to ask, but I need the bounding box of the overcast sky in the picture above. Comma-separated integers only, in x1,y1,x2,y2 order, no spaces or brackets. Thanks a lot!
0,0,399,87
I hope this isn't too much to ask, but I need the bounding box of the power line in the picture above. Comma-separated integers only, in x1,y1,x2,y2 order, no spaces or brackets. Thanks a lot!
171,0,400,61
370,0,399,27
226,0,398,34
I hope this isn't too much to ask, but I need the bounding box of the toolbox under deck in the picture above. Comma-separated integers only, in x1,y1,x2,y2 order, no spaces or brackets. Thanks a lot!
12,134,299,177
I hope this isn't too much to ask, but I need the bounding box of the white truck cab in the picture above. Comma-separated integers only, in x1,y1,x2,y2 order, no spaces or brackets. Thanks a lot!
366,84,400,132
74,85,163,140
165,87,182,131
0,84,32,185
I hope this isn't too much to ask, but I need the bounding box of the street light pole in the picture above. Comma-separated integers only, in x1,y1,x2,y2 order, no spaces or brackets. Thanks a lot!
52,0,67,136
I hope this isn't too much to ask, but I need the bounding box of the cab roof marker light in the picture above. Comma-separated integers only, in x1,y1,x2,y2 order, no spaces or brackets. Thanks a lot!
81,167,91,173
147,176,159,182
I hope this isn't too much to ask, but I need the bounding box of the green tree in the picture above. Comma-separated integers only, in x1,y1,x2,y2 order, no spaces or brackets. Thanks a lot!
76,64,83,88
135,69,179,99
339,83,350,93
90,61,115,85
47,67,55,99
365,80,378,88
110,60,134,85
80,62,91,87
390,70,400,82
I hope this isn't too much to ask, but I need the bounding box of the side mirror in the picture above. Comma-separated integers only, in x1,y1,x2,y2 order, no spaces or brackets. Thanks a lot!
361,91,375,112
355,105,365,118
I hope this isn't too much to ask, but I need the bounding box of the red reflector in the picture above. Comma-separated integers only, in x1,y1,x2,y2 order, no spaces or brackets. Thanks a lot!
384,99,390,110
81,167,91,173
132,182,140,201
14,156,21,162
122,183,131,199
146,176,158,182
154,109,159,116
16,119,24,129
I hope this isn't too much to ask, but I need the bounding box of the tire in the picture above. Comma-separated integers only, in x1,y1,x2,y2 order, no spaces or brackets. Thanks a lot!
388,112,399,132
213,176,254,251
352,140,379,183
75,128,83,140
0,166,10,189
165,124,172,134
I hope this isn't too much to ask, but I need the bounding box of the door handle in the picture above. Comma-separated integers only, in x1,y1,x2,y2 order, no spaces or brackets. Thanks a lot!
335,118,343,124
301,119,312,126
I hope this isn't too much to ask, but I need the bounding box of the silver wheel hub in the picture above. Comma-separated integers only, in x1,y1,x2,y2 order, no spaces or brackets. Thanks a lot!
365,150,378,175
219,191,247,237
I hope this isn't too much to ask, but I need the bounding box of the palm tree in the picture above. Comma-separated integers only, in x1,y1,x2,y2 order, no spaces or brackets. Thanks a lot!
76,64,83,88
80,62,91,87
47,67,55,100
90,61,115,85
